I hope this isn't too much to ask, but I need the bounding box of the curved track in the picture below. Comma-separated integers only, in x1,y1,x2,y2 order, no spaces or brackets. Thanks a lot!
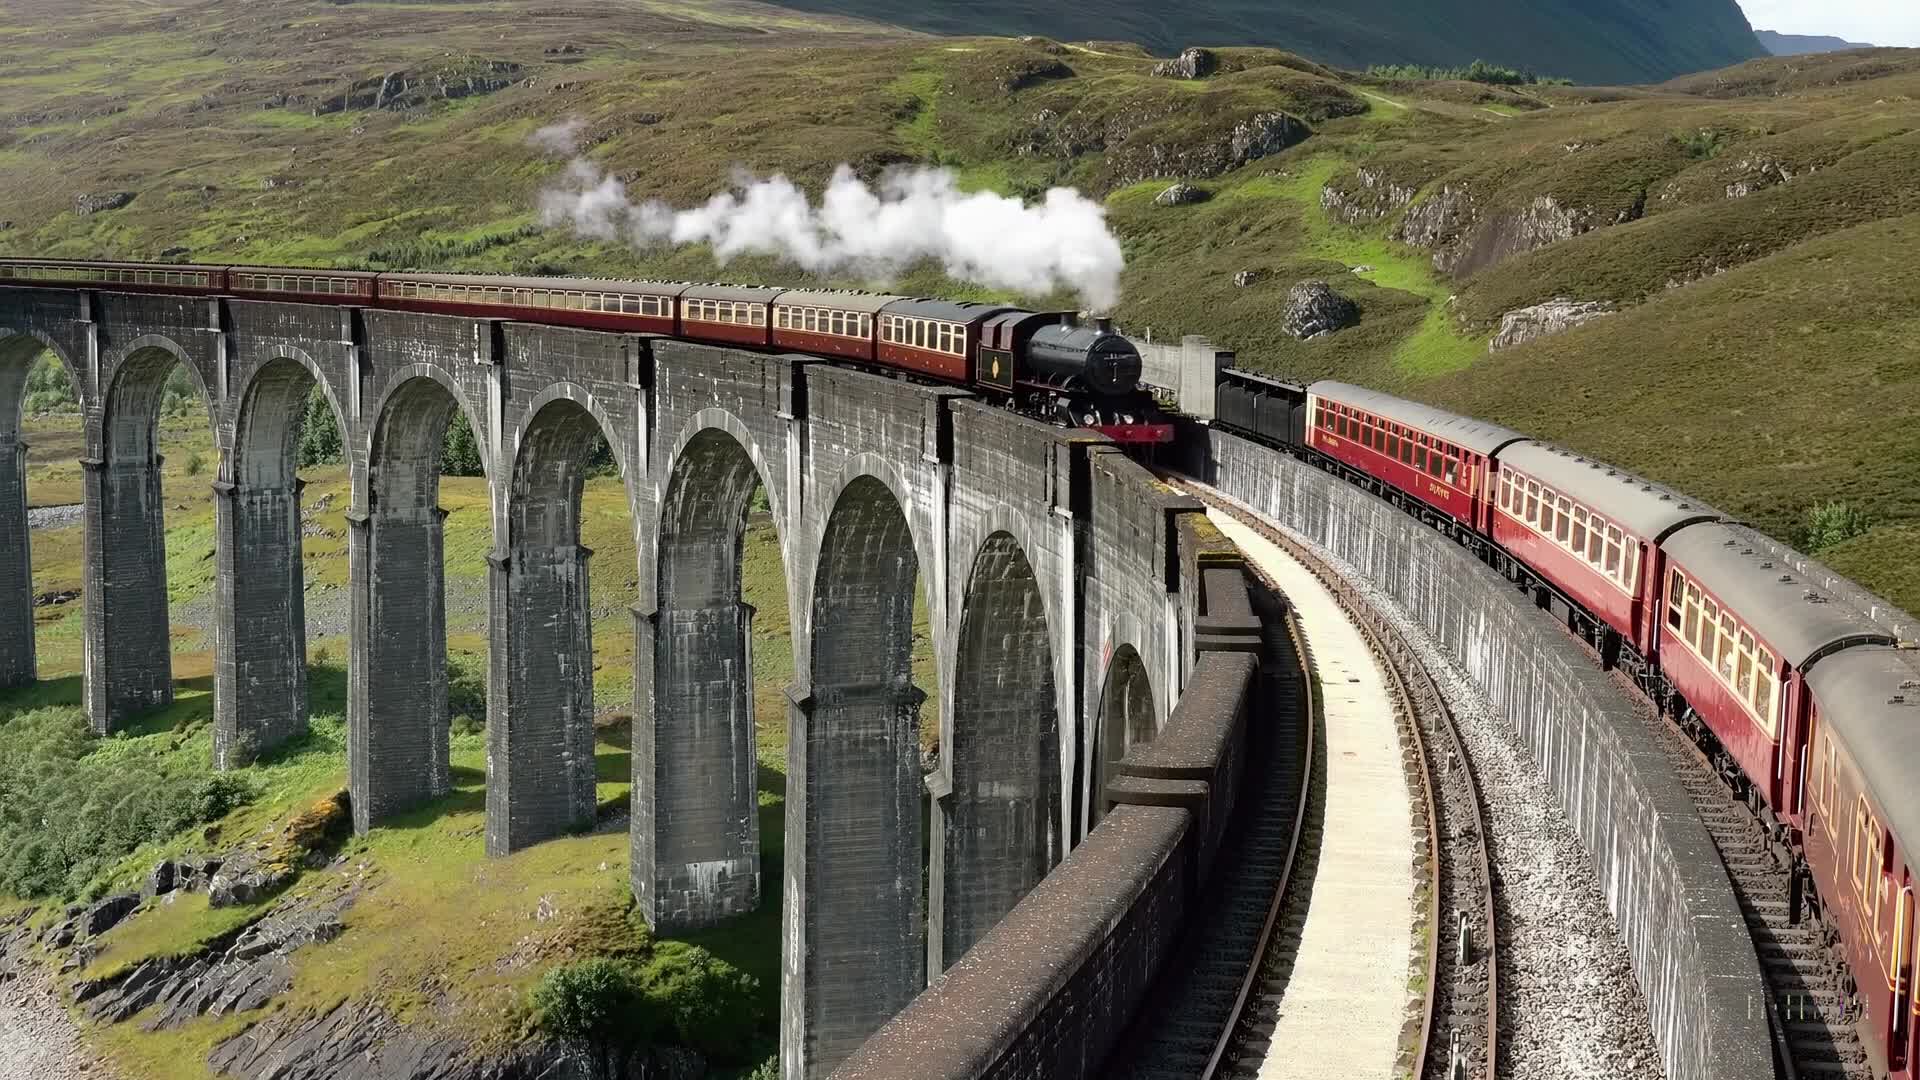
1173,486,1499,1080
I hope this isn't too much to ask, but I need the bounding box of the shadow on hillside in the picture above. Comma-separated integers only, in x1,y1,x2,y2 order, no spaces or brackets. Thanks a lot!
0,674,83,721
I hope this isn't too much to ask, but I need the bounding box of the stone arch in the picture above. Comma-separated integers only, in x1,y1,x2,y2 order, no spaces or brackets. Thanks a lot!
101,336,213,464
940,529,1060,970
348,372,483,833
362,362,491,487
210,356,353,766
486,395,611,855
1093,644,1156,827
788,471,929,1079
516,381,630,487
84,337,217,732
0,329,81,689
636,417,787,928
229,348,349,488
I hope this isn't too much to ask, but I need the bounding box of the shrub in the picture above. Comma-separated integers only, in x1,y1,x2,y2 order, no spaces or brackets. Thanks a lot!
744,1057,779,1080
1366,60,1570,86
1801,501,1873,552
441,412,484,477
0,707,256,899
1672,128,1729,160
531,958,662,1050
297,387,344,468
185,450,205,476
640,943,764,1064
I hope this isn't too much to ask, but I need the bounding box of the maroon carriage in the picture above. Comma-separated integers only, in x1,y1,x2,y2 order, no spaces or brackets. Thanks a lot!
0,258,226,297
769,290,895,362
1491,443,1719,660
876,298,1013,383
679,284,778,348
1803,645,1920,1078
1657,522,1892,814
380,272,685,335
1305,381,1524,535
228,267,378,304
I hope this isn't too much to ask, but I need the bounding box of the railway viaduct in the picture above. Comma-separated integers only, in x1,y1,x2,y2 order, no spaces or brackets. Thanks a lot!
0,286,1210,1078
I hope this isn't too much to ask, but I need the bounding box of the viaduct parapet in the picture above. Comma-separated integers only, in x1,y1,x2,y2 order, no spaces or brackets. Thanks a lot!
0,287,1203,1078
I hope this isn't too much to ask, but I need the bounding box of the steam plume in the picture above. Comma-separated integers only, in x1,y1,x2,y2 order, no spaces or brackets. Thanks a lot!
529,120,1125,310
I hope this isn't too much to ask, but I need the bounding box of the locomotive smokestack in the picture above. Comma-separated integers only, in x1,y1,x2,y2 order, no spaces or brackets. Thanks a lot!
1062,312,1079,329
1094,316,1114,334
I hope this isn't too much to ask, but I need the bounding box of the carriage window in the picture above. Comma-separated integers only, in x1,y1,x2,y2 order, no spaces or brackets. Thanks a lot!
1525,481,1540,525
1696,597,1717,654
1717,615,1737,680
1668,573,1685,630
1569,507,1588,552
1413,446,1427,472
1752,648,1775,713
1736,632,1755,698
1555,498,1573,543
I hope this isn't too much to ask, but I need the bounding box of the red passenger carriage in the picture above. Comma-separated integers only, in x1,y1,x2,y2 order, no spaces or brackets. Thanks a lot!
1306,381,1524,535
1657,523,1892,814
770,291,895,363
1804,646,1920,1078
1491,444,1718,661
380,272,685,335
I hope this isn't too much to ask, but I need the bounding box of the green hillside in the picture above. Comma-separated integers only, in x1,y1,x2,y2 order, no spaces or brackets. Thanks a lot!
763,0,1768,84
0,0,1913,621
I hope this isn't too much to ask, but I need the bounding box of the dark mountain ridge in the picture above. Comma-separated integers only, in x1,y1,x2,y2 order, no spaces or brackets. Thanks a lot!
762,0,1767,83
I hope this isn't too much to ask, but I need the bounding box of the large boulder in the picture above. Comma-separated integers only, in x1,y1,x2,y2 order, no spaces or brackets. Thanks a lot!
1154,183,1205,207
208,850,296,908
1490,298,1617,351
1283,281,1362,340
81,893,142,938
74,191,134,215
1152,47,1218,80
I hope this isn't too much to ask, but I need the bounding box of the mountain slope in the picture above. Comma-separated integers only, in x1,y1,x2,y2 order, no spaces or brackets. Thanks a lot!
0,0,1913,616
762,0,1766,83
1756,30,1876,56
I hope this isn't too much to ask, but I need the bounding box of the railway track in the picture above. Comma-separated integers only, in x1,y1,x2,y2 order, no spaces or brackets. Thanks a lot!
1160,484,1500,1080
1112,568,1315,1079
1636,690,1874,1080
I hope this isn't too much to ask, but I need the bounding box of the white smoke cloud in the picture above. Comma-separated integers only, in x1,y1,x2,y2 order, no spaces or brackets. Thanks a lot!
529,118,587,157
527,125,1125,310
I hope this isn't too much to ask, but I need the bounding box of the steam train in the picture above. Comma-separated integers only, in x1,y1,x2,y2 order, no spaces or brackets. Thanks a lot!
0,259,1173,444
1218,370,1920,1080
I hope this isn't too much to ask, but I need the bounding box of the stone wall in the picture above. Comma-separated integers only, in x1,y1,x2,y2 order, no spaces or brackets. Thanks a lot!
1206,430,1772,1080
833,548,1272,1080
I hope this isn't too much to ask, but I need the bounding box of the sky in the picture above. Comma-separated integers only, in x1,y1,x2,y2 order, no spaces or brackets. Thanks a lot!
1737,0,1920,46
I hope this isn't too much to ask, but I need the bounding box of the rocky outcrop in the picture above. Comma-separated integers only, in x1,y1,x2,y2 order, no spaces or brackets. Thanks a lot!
1229,113,1310,168
1396,185,1476,273
1283,281,1362,339
208,849,299,908
1152,47,1217,80
1320,167,1417,225
1490,298,1617,351
73,192,134,215
1452,195,1598,277
1083,110,1312,189
995,56,1074,92
75,884,358,1028
1154,183,1205,207
1725,154,1797,197
1233,269,1264,288
305,60,521,115
207,997,583,1080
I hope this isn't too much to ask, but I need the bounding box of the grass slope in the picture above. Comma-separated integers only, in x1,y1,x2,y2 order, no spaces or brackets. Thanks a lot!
758,0,1767,84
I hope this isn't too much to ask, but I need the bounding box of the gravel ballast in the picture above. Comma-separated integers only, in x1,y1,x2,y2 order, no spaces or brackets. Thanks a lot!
1293,530,1664,1080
